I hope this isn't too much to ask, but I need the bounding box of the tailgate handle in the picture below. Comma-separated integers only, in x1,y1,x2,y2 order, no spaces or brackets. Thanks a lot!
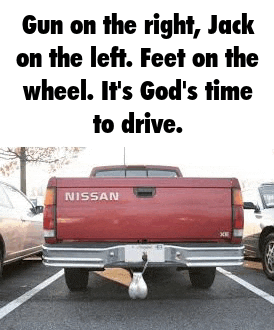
134,187,156,198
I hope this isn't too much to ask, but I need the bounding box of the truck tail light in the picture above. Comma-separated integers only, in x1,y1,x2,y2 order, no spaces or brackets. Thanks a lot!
231,188,244,243
44,187,57,243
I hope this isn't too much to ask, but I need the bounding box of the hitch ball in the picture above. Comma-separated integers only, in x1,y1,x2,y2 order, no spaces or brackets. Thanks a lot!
128,272,148,299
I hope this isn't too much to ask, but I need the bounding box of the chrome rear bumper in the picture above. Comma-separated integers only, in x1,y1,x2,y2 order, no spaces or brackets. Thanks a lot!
43,243,244,269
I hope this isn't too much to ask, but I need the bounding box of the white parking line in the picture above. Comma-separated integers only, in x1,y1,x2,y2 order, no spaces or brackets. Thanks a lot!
217,267,274,305
1,267,273,320
0,269,64,320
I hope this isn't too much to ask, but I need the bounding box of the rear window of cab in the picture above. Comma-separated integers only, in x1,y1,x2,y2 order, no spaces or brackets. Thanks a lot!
94,170,178,177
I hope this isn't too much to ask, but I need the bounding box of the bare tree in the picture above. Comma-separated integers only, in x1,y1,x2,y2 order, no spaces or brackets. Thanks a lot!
0,147,84,194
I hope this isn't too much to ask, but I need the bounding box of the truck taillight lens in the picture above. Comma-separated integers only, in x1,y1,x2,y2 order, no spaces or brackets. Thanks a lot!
233,189,243,206
44,187,57,243
45,187,55,206
232,188,244,242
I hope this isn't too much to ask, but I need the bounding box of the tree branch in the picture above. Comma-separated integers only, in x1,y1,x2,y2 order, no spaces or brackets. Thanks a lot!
0,148,19,160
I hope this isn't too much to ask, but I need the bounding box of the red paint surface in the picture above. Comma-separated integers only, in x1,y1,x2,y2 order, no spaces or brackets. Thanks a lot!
53,177,238,243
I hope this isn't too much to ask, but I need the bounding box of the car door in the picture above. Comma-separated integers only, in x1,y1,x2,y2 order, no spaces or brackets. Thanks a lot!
243,187,263,258
3,184,43,255
0,183,27,262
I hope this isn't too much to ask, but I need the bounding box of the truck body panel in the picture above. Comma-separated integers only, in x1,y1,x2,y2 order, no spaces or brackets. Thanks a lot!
43,171,244,274
56,184,232,242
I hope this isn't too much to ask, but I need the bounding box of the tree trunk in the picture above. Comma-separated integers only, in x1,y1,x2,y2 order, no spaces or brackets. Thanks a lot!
20,147,27,195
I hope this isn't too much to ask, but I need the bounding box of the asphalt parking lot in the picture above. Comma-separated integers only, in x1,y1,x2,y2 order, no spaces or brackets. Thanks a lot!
0,258,274,329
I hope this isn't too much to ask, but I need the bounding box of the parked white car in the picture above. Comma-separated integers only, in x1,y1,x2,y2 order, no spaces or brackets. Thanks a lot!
0,181,44,277
243,183,274,280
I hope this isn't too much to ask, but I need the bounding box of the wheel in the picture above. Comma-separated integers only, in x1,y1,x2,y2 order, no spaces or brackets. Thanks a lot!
189,267,216,289
64,268,89,291
262,233,274,280
0,248,3,278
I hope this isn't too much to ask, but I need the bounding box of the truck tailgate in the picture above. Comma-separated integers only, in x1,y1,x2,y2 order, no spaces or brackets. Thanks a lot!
55,178,233,242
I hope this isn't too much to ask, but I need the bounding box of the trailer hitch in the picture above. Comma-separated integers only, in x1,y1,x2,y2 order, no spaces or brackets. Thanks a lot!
128,252,148,299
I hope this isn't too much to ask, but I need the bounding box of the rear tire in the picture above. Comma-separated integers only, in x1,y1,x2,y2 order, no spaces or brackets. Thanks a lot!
0,248,3,278
262,233,274,280
189,267,216,289
64,268,89,291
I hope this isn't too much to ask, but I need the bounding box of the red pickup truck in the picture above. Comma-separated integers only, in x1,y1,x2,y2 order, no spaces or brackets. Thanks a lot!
42,165,244,298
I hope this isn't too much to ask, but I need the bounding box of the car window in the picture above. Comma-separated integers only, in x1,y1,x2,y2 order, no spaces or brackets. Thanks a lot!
3,185,33,211
95,170,126,177
95,169,178,177
259,185,274,208
126,170,147,177
148,170,177,177
0,184,12,208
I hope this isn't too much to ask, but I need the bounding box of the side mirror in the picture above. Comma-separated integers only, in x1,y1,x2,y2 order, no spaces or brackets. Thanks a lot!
254,205,261,213
34,205,44,214
243,202,256,209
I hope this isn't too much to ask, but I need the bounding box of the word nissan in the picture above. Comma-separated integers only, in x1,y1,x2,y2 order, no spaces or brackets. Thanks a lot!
65,192,119,201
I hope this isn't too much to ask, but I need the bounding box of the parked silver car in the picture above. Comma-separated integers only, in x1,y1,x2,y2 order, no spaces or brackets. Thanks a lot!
243,183,274,280
0,181,44,277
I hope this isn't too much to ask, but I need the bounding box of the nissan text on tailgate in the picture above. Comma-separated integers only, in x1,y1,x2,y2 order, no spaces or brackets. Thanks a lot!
42,165,244,299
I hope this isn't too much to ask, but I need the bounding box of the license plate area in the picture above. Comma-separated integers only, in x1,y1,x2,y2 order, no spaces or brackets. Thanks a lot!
124,244,165,262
